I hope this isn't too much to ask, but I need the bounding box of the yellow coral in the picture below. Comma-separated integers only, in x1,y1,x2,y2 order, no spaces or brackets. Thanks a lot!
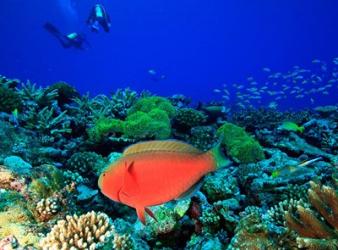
0,206,40,247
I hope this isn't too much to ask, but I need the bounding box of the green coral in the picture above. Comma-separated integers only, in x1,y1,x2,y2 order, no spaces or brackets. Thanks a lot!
123,109,171,139
217,122,265,163
87,96,174,141
128,96,176,118
88,117,124,142
66,151,107,176
0,86,22,113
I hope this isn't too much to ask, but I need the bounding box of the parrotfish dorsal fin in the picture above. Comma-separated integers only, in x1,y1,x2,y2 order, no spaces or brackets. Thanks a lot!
121,161,139,197
123,140,202,156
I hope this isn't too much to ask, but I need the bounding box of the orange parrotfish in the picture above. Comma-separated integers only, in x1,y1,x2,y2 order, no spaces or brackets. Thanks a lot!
98,140,229,224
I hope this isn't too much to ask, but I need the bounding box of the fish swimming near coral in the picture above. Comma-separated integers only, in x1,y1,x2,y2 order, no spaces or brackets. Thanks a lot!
271,157,322,178
278,121,304,133
98,140,229,224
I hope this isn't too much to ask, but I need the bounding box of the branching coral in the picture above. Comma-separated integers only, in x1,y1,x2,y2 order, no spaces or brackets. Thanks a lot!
267,198,309,227
0,75,20,88
285,181,338,249
39,211,115,250
111,88,138,118
35,197,61,222
46,82,79,106
24,106,72,136
17,80,58,108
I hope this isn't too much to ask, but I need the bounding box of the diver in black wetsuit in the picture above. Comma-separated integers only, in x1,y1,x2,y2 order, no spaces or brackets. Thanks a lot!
43,22,90,50
87,4,111,32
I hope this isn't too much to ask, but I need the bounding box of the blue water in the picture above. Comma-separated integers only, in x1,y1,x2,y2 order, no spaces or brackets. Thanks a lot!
1,0,338,108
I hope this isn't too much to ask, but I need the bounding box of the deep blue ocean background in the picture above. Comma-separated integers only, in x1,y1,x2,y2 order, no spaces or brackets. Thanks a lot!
1,0,337,109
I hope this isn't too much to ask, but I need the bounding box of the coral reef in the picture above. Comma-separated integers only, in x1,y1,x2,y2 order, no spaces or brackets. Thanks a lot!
1,74,338,250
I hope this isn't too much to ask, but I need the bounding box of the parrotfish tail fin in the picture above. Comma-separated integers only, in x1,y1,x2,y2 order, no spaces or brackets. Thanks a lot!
209,142,231,169
145,207,157,222
136,207,146,225
299,126,305,133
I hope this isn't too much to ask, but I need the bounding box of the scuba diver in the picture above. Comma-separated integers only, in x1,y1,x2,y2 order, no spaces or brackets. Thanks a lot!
87,4,111,32
43,22,90,50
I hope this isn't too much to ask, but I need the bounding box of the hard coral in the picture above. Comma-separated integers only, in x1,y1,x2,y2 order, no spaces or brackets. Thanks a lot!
40,211,114,250
46,82,79,106
174,108,207,128
285,181,338,249
0,86,22,113
217,122,265,164
202,168,240,202
227,212,278,249
66,152,107,176
112,233,135,250
111,88,138,118
188,126,218,151
35,197,61,222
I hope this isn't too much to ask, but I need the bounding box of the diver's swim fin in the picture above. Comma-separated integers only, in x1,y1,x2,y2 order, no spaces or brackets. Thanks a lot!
43,22,61,36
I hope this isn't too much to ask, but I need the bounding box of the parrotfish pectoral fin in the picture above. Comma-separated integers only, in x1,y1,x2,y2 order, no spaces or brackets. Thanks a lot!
145,207,157,222
136,207,146,225
176,177,204,200
121,161,139,197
